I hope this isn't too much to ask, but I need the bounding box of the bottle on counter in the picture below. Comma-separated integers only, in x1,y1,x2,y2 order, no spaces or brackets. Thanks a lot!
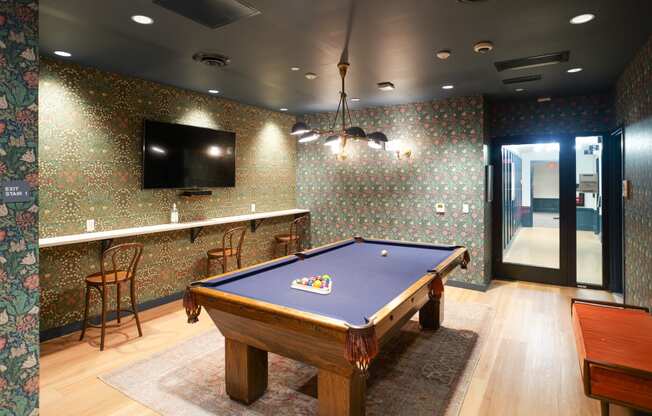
171,203,179,224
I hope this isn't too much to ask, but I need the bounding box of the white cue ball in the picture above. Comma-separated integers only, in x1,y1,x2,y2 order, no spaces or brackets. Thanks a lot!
381,249,388,257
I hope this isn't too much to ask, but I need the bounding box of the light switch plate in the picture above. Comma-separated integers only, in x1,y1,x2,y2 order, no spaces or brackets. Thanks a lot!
435,203,445,214
251,203,256,213
86,219,95,232
463,203,470,213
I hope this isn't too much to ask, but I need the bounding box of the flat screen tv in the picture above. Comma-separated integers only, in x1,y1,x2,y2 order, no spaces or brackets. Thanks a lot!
142,120,236,189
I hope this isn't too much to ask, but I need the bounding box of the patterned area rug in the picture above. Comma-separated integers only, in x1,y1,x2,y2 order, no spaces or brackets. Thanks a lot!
100,300,492,416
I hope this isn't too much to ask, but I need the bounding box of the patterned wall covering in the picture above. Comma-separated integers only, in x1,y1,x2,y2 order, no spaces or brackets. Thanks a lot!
39,59,300,332
489,93,615,137
0,1,40,414
297,96,488,285
616,34,652,307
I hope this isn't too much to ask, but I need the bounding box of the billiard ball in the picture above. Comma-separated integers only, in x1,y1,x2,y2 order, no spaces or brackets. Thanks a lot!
381,249,388,257
313,280,322,288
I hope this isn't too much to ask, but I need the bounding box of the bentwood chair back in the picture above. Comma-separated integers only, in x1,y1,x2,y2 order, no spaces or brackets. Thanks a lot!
274,215,309,256
80,242,144,351
207,225,247,276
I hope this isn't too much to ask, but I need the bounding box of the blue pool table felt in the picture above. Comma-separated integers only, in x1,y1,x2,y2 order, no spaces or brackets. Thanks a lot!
201,239,458,326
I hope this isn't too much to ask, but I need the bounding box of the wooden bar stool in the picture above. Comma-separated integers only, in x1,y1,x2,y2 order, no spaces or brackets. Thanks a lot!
274,215,308,256
80,242,144,351
207,226,247,276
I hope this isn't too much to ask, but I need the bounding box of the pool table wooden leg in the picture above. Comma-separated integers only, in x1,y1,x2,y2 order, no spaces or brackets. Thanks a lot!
419,277,444,330
318,369,365,416
224,338,268,404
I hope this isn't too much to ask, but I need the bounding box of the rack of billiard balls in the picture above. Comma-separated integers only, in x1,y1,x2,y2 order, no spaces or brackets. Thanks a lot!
291,274,332,295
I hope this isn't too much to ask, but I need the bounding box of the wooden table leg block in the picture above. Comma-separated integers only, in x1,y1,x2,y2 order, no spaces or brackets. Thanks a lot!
225,338,268,404
419,289,444,330
318,369,365,416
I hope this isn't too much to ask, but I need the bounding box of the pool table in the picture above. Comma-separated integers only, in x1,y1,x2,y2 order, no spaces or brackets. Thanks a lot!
184,237,469,415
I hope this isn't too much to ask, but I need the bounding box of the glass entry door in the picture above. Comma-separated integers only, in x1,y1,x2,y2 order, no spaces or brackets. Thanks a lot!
491,136,574,286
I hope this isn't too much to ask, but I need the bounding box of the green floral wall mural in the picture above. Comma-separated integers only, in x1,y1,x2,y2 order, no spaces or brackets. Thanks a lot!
38,59,300,334
0,1,40,414
297,96,488,286
616,34,652,308
489,93,614,137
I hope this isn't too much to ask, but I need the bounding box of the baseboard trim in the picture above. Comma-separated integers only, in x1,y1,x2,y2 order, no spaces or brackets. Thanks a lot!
39,290,185,342
446,279,490,292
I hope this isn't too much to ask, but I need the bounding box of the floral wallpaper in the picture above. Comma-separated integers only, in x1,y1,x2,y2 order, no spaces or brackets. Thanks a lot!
0,1,40,414
489,93,614,137
616,34,652,308
297,96,488,286
39,59,300,332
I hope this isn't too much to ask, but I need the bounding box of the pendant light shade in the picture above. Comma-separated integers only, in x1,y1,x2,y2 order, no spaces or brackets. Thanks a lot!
298,131,320,143
324,135,341,146
367,132,388,142
291,121,311,136
345,126,366,138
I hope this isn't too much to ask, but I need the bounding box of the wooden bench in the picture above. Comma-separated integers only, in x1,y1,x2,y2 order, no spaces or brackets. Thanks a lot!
571,299,652,415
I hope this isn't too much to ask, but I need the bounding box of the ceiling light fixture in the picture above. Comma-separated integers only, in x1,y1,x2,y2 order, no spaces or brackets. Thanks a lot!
208,89,219,94
289,59,389,159
351,97,361,102
442,84,454,90
515,88,525,92
436,50,451,60
473,41,494,54
131,15,154,25
291,66,300,71
377,82,395,91
538,97,552,103
570,14,595,24
54,50,72,57
279,108,288,112
567,67,583,73
305,72,318,80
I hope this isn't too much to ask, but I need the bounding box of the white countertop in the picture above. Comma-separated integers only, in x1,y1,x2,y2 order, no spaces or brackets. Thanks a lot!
39,208,310,248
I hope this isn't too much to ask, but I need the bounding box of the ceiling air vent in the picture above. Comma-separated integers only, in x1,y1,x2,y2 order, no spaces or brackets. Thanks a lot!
153,0,261,30
193,51,230,67
494,51,570,72
502,75,543,85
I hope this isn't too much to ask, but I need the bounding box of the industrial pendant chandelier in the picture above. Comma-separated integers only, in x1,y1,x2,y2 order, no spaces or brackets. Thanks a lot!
290,59,388,160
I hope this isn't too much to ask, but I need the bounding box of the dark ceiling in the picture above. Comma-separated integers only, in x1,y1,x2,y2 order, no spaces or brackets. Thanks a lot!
40,0,652,114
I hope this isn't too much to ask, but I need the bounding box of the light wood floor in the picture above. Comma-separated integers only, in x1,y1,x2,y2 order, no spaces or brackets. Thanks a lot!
40,280,632,416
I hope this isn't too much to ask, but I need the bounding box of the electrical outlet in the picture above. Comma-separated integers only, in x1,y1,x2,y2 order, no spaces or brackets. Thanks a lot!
462,203,470,213
435,203,445,214
86,219,95,232
251,203,256,213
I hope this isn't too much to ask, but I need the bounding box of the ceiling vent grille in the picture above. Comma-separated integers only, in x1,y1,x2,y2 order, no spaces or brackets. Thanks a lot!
494,51,570,72
153,0,260,29
502,75,543,85
193,52,230,67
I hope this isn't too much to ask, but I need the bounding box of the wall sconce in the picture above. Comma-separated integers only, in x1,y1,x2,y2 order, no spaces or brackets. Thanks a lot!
386,140,412,160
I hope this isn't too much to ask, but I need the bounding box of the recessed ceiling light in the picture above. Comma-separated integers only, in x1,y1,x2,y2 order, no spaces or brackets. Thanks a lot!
442,84,454,90
131,15,154,25
538,97,552,103
377,82,395,91
279,108,288,112
436,50,451,60
305,72,318,80
290,66,300,71
570,14,595,24
54,50,72,57
515,88,525,92
567,67,583,73
351,97,361,102
208,89,219,94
